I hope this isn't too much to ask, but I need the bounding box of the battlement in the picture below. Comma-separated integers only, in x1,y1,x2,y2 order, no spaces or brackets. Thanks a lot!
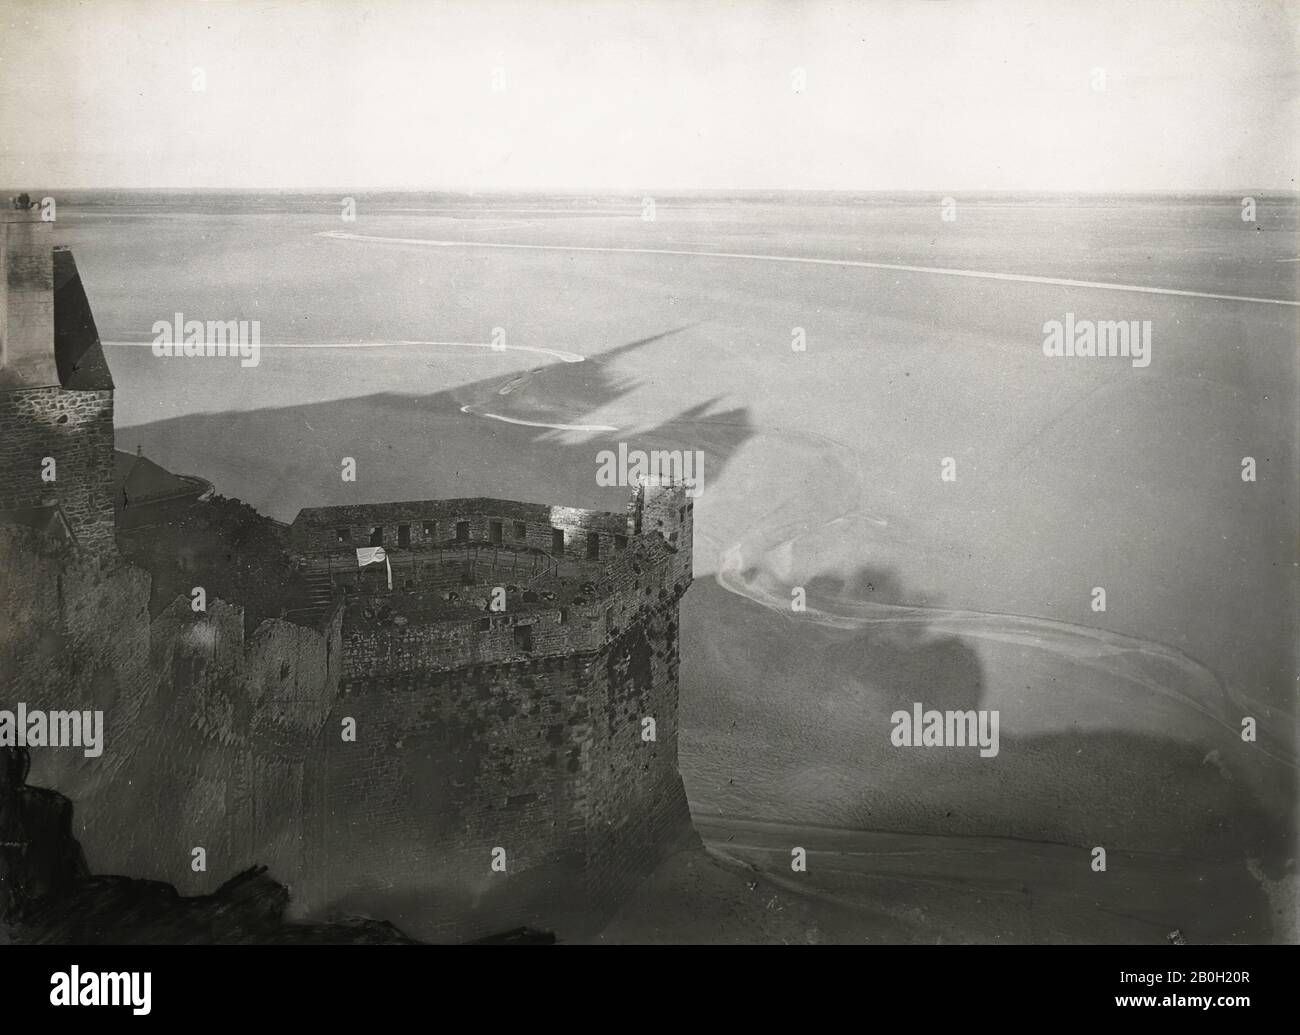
292,494,637,560
291,481,693,631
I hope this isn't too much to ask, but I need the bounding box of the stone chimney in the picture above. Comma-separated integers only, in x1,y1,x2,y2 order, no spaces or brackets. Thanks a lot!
0,195,57,390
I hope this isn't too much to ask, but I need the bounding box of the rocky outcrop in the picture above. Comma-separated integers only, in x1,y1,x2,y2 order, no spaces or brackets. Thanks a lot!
0,747,414,945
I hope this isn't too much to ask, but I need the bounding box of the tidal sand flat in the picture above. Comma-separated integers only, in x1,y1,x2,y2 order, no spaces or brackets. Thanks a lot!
63,191,1297,941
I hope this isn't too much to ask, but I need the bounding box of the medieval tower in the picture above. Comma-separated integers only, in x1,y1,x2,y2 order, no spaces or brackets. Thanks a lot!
290,482,695,937
0,203,698,941
0,198,117,560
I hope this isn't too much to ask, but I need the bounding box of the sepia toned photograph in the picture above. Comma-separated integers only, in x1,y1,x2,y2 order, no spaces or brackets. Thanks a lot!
0,0,1296,1000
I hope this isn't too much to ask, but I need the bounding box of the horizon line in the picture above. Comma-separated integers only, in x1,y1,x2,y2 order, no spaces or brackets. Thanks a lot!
9,185,1300,197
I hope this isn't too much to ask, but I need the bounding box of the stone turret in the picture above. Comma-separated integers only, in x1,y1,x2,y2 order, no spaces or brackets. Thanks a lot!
0,198,117,560
629,477,694,589
0,198,58,390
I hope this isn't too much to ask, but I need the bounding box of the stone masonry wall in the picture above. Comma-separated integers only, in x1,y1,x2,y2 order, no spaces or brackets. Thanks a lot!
116,596,343,895
583,579,693,908
3,478,695,938
0,526,152,809
295,506,694,939
302,650,603,939
0,524,343,897
0,386,117,559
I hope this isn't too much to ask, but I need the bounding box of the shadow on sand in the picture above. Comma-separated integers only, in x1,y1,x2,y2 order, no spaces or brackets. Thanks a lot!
681,562,1291,943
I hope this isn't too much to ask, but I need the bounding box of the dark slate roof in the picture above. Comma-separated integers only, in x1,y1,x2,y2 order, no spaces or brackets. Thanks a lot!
53,246,114,392
114,449,193,503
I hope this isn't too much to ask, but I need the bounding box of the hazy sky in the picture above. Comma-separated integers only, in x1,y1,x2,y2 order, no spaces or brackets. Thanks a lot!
2,0,1296,191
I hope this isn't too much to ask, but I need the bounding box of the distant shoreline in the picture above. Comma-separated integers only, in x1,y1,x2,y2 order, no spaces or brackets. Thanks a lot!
22,188,1300,210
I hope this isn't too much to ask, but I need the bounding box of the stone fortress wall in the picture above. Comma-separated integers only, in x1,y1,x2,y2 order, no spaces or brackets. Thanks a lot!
0,205,697,938
292,486,694,938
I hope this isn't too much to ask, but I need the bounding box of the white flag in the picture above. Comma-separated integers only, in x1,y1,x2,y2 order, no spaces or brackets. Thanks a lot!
355,546,392,590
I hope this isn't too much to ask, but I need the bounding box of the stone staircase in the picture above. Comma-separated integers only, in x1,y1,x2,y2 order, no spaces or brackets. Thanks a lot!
283,568,335,625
